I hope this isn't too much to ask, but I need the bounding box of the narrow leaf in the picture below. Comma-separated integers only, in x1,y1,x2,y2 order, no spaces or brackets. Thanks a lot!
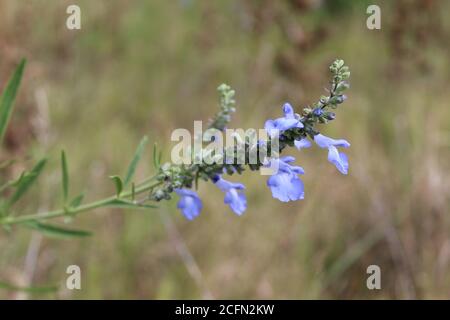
124,136,148,187
10,171,27,187
70,193,85,208
9,158,47,205
24,221,92,239
0,280,58,293
0,59,26,145
153,142,158,168
153,142,162,169
131,182,136,201
109,175,123,197
61,150,69,203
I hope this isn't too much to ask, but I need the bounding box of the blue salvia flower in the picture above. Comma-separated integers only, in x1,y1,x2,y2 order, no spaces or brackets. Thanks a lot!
264,103,303,137
294,137,311,150
212,175,247,215
175,189,202,220
314,133,350,174
266,156,305,202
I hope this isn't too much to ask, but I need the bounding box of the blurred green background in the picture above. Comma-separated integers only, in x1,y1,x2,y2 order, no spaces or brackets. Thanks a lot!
1,0,449,299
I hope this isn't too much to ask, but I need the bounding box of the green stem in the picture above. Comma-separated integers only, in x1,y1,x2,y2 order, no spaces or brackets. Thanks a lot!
0,176,161,226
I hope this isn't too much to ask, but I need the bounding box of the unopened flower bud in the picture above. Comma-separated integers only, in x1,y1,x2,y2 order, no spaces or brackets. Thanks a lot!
325,112,336,120
313,108,323,116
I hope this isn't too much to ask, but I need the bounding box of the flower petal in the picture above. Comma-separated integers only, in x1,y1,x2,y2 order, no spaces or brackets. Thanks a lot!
175,189,202,220
294,138,312,150
267,172,304,202
274,118,300,131
314,134,350,148
264,119,280,137
214,176,247,215
327,146,349,175
283,103,295,118
280,156,296,163
224,189,247,215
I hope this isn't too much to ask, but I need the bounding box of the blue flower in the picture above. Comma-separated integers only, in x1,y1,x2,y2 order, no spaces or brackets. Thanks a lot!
313,108,323,116
266,156,305,202
175,189,202,220
213,175,247,215
264,103,303,137
314,133,350,174
294,137,312,150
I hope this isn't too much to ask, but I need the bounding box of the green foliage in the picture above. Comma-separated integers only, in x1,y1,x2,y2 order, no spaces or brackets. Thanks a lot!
8,158,47,206
61,150,69,204
0,59,26,146
24,221,92,239
124,136,148,187
153,143,162,169
70,193,85,208
0,280,58,294
109,175,124,197
0,58,157,234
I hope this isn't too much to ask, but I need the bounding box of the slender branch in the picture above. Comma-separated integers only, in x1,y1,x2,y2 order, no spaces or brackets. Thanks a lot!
0,176,161,226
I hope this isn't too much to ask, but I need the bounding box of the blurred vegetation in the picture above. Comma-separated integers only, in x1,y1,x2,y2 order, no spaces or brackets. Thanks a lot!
0,0,449,299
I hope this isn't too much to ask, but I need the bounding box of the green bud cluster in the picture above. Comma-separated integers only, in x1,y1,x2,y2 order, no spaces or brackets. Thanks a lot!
278,59,350,150
208,84,236,131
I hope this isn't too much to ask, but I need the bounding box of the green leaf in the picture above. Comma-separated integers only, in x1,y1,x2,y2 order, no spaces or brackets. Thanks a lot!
109,175,123,197
0,280,58,293
0,59,26,146
10,171,27,186
9,158,47,205
70,193,85,208
153,142,162,169
131,182,136,201
61,150,69,203
104,198,157,209
124,136,148,187
24,221,92,239
153,142,158,168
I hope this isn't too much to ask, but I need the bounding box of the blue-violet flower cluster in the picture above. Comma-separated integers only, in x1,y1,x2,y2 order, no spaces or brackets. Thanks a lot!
155,60,352,220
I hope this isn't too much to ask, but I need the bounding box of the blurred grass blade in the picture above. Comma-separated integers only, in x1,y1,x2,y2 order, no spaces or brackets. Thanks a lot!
9,158,47,205
109,175,123,196
131,182,136,201
153,142,158,168
322,230,383,287
70,193,85,208
24,221,92,239
0,59,26,146
104,198,157,209
124,136,148,187
0,159,15,169
0,280,58,293
61,150,69,203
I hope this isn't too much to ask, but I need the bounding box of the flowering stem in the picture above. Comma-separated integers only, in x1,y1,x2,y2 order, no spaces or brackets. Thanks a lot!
146,59,350,204
0,176,162,226
0,59,350,228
